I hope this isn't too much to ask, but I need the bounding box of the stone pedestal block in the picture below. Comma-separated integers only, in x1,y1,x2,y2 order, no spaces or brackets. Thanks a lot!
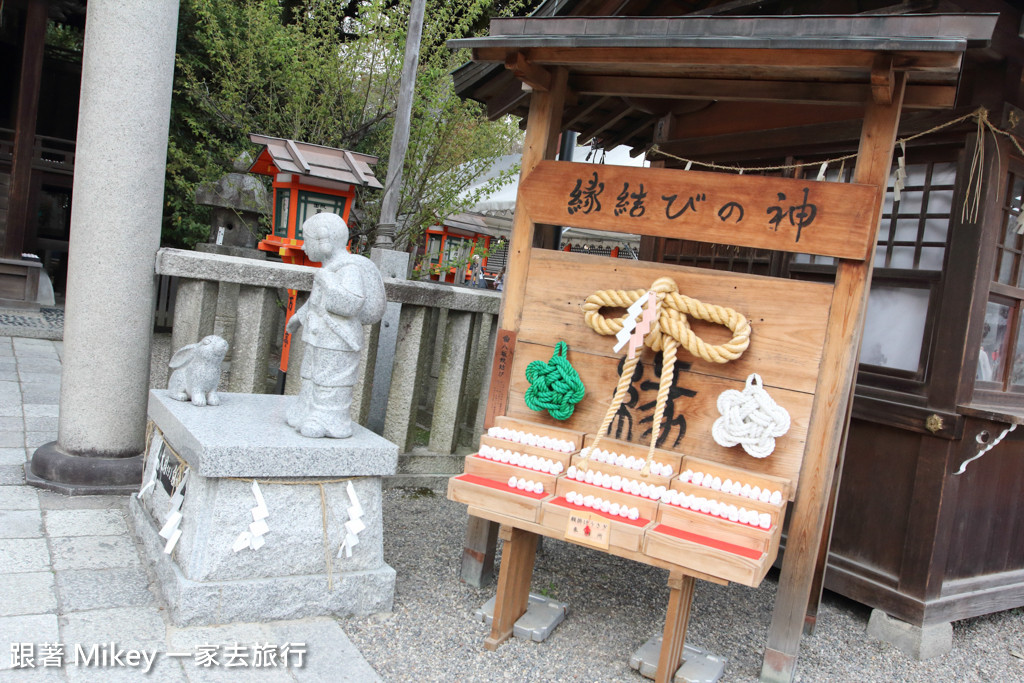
866,608,952,660
131,390,398,626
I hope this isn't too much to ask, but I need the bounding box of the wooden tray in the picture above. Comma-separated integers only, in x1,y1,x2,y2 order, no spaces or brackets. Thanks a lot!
643,503,782,587
540,496,654,552
448,473,551,524
478,434,575,468
464,454,558,493
491,416,585,451
554,474,661,520
581,434,683,475
682,455,794,502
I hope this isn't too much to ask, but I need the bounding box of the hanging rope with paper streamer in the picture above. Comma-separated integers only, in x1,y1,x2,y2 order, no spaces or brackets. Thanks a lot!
524,341,586,420
581,276,751,475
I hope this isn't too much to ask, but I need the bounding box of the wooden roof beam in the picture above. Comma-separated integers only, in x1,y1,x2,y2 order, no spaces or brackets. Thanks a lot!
571,74,955,108
602,115,657,151
871,55,896,105
473,47,963,74
505,51,552,92
577,103,637,145
562,95,613,130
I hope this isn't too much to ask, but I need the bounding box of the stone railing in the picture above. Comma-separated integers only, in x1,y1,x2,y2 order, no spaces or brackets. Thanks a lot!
155,247,501,485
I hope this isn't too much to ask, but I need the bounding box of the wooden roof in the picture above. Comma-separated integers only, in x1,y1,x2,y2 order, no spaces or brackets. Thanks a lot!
247,134,383,190
451,13,999,156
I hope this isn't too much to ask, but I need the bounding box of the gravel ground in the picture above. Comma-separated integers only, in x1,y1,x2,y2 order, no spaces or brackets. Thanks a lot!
343,488,1024,683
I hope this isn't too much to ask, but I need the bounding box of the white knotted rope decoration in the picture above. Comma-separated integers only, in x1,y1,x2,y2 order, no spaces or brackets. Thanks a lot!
712,374,791,459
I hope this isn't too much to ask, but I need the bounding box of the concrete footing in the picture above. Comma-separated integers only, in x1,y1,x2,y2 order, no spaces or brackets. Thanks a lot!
474,593,569,642
629,634,726,683
866,608,952,660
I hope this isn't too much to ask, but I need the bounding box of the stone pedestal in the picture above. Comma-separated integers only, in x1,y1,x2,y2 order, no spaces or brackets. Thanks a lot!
866,608,952,660
130,390,398,626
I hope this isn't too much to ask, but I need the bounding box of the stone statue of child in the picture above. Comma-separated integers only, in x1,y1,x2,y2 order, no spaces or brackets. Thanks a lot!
286,213,385,438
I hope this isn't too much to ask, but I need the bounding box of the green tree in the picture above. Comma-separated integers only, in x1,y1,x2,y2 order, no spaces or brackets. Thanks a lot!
167,0,522,250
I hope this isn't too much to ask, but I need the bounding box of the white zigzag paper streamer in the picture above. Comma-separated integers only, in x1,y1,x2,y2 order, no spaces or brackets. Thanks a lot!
233,481,270,552
159,469,188,554
338,481,365,559
614,291,653,353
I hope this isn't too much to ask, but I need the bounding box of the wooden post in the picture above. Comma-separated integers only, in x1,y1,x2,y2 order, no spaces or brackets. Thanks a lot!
461,67,569,587
4,0,47,259
460,513,499,587
656,571,697,683
484,525,539,650
760,73,906,683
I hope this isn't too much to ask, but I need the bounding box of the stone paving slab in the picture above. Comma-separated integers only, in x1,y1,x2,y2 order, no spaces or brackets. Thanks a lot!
0,573,58,617
0,405,21,418
0,509,43,538
24,418,57,433
61,607,174,682
44,510,127,537
0,449,28,466
55,567,155,613
26,434,55,450
0,538,50,574
22,406,58,418
49,536,142,572
20,385,60,405
0,615,60,671
0,485,40,510
0,432,25,448
36,492,125,511
0,465,26,485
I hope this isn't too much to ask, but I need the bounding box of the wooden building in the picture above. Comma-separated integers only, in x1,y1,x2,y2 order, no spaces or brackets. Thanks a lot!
453,0,1024,678
0,0,82,302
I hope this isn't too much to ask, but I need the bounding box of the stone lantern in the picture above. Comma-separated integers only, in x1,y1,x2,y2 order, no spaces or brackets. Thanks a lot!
194,152,270,250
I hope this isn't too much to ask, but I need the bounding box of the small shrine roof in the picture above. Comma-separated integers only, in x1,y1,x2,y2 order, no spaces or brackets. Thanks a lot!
451,13,1000,155
247,134,383,190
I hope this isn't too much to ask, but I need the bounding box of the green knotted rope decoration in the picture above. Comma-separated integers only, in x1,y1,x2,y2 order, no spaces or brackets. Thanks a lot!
524,341,585,421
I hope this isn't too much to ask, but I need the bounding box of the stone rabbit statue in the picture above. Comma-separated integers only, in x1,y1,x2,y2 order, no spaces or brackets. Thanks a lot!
168,335,229,406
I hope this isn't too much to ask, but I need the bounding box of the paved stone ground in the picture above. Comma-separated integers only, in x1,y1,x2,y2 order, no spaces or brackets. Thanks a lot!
3,333,1023,682
0,336,380,682
0,308,63,342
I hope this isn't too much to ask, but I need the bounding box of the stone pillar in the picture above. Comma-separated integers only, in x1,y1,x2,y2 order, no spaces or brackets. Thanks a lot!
28,0,180,494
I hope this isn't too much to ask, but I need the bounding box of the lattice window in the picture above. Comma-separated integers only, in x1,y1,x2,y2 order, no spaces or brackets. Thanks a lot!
978,158,1024,394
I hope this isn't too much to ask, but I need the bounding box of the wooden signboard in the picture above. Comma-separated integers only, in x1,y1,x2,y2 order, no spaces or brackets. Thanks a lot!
448,63,906,683
520,161,879,259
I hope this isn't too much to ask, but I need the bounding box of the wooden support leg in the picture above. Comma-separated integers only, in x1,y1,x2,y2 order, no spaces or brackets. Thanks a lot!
461,515,499,588
656,571,697,683
484,525,539,651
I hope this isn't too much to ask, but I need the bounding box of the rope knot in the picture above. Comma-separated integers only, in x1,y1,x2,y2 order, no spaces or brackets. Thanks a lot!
525,342,585,421
711,373,790,459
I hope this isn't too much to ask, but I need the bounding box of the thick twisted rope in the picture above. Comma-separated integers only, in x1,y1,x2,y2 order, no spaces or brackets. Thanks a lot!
525,341,586,420
582,277,751,475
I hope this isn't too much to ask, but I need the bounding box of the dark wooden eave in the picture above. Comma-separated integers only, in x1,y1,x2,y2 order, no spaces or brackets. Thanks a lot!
451,13,999,155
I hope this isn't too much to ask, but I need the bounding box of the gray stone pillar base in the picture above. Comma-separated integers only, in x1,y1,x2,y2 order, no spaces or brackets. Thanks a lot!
130,496,395,626
474,593,568,642
866,608,952,660
26,441,143,496
630,634,726,683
